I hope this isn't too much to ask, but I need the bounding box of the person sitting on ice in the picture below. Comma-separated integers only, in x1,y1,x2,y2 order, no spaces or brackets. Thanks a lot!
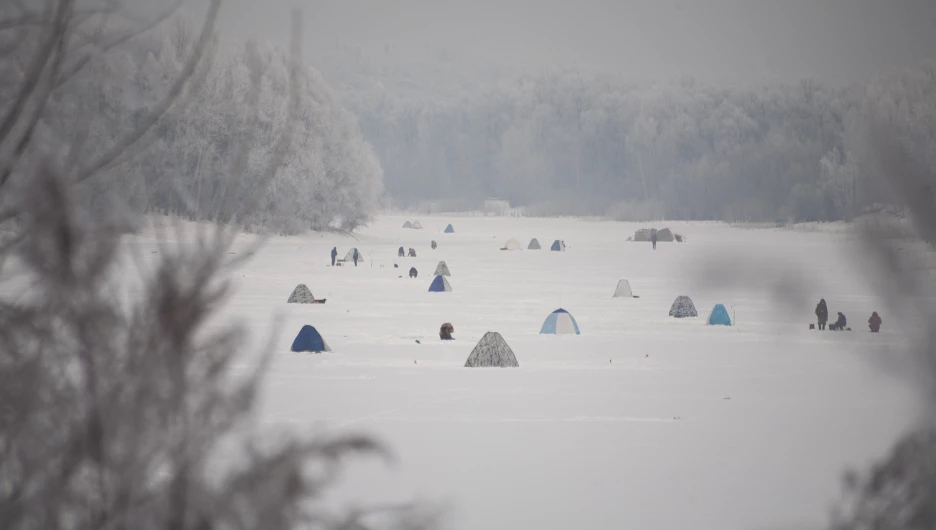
409,267,418,278
398,246,405,257
439,322,454,340
868,311,882,333
830,311,847,331
408,248,417,257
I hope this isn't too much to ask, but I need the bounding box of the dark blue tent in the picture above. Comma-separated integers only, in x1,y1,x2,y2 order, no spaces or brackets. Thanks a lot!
444,224,455,233
708,304,732,326
550,240,566,251
428,275,452,292
290,325,331,352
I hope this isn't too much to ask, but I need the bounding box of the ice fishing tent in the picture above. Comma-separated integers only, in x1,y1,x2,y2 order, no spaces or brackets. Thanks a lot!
656,228,675,242
433,261,451,276
290,325,331,353
633,228,654,242
708,304,731,326
669,296,698,318
413,221,423,229
444,224,455,233
528,238,541,249
550,240,566,251
287,284,315,303
540,308,581,335
428,275,452,292
464,332,519,367
612,280,634,298
502,238,522,250
343,248,363,262
402,220,414,228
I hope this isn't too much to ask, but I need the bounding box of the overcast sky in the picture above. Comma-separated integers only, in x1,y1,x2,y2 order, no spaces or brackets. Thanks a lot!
207,0,936,86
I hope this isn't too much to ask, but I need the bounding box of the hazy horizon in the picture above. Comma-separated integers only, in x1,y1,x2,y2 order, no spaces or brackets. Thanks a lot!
205,0,936,87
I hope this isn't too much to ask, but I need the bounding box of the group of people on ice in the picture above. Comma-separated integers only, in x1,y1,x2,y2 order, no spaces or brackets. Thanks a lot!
330,247,359,267
814,299,882,332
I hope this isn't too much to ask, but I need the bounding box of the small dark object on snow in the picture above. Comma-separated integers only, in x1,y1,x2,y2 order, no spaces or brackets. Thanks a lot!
409,267,418,278
431,240,437,249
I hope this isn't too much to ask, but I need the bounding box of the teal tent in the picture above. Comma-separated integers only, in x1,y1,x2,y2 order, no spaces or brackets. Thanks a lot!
708,304,731,326
444,224,455,233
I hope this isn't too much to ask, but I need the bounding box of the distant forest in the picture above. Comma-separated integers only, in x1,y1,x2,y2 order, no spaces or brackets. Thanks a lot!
318,47,936,222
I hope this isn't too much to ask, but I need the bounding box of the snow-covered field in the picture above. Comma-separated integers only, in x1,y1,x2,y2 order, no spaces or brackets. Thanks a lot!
143,216,923,529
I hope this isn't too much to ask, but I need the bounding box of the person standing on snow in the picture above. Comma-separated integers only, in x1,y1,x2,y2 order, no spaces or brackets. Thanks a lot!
815,299,829,330
330,247,337,266
651,232,658,250
352,248,359,267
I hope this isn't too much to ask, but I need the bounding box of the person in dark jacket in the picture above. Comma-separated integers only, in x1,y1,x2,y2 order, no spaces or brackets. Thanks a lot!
409,267,417,278
352,248,359,267
651,232,658,250
868,312,882,333
831,312,847,331
431,240,437,250
815,299,829,330
439,322,454,340
408,248,416,257
398,246,405,257
330,247,337,266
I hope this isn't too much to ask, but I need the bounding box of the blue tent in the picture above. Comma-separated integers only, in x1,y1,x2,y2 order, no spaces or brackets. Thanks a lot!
444,224,455,233
428,275,452,292
540,308,581,335
708,304,731,326
550,240,566,251
290,325,331,352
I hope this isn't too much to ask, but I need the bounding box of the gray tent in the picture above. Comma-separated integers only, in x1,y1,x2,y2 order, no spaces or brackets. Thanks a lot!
433,261,451,277
669,296,698,318
528,238,541,249
464,332,519,368
656,228,675,242
287,284,315,304
412,221,423,229
402,221,414,228
343,248,363,262
633,228,655,242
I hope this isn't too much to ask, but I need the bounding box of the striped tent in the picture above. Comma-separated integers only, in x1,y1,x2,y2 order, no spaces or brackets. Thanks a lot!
540,308,581,335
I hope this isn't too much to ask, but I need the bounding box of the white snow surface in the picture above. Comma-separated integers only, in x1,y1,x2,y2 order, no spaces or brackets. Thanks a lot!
133,216,927,528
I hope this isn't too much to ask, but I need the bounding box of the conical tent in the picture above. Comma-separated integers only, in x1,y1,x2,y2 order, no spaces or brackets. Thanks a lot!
540,308,581,335
428,275,452,292
290,325,331,353
502,238,522,250
343,248,363,262
464,332,519,367
287,284,315,304
402,221,414,228
444,224,454,233
669,296,698,318
550,240,566,251
612,280,633,298
413,221,423,229
708,304,732,326
433,261,451,276
528,238,541,249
